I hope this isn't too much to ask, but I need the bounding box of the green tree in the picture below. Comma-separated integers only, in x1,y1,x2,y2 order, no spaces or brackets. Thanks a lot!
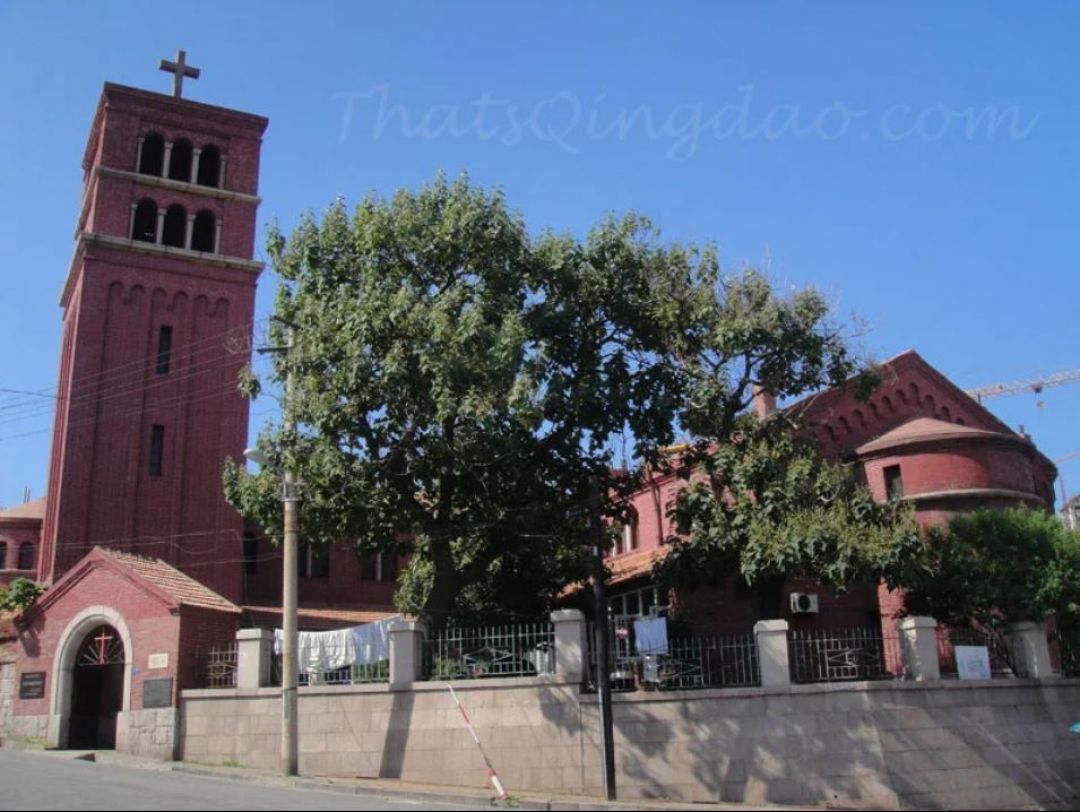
226,176,699,627
0,577,44,613
657,414,924,618
224,174,870,627
906,507,1080,631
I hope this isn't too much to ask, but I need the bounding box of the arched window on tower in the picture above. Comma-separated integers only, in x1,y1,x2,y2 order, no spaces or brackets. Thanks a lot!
17,542,33,571
162,204,187,248
167,139,193,183
0,540,7,569
138,132,165,176
197,145,221,187
131,198,158,243
191,210,216,252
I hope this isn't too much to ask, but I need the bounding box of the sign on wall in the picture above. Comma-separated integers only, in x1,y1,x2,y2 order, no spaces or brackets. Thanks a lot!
147,653,169,670
142,677,174,708
955,645,992,680
18,672,45,700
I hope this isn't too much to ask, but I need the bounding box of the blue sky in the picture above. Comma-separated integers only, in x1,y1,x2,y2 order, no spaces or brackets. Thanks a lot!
1,1,1077,507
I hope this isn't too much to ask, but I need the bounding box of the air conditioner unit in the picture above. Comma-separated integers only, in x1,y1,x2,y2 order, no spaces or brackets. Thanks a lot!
789,592,820,614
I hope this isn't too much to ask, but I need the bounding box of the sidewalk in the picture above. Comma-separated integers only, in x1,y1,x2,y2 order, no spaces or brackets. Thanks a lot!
2,742,813,811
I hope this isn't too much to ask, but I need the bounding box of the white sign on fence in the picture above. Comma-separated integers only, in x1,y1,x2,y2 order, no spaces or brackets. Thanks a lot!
955,645,992,680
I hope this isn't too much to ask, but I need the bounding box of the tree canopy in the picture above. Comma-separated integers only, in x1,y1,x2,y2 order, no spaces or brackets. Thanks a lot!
905,507,1080,631
656,413,924,618
224,173,872,627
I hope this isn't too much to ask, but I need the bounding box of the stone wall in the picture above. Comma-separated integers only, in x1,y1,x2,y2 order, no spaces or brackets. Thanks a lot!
0,660,13,735
116,708,179,760
180,677,1080,810
181,678,584,789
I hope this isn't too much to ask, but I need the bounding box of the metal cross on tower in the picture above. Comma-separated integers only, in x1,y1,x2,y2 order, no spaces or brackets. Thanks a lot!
159,49,201,98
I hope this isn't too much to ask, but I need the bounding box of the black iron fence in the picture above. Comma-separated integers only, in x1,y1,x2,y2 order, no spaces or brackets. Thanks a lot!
422,622,555,680
196,642,238,689
1057,629,1080,678
788,626,895,683
586,621,760,692
936,625,1015,678
269,655,389,687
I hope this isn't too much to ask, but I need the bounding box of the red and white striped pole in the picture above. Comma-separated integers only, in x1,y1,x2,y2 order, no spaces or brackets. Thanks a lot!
447,683,507,800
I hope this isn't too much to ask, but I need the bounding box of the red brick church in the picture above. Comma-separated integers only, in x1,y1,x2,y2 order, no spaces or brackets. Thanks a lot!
0,59,396,754
0,57,1060,757
604,349,1058,639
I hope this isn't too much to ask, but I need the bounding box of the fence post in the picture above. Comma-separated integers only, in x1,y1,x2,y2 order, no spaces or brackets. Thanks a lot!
550,608,587,683
389,619,426,690
898,616,940,681
753,619,791,688
236,628,274,689
1008,620,1056,679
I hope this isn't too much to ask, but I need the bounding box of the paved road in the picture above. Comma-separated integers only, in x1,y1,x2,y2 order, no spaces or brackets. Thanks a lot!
0,750,488,811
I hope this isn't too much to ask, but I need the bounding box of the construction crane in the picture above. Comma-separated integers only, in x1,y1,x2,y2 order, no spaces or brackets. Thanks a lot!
966,368,1080,403
962,368,1080,517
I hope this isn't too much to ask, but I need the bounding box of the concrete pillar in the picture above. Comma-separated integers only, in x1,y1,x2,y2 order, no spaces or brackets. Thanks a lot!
162,141,173,179
128,203,137,240
550,608,586,683
235,628,273,690
190,148,201,184
218,154,228,189
155,208,165,244
135,136,145,173
1008,621,1056,679
898,616,940,681
754,619,791,688
388,619,426,690
213,219,223,254
184,214,195,250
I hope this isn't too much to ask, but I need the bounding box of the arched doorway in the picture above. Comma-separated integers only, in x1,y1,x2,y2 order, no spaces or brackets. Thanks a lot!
68,624,125,749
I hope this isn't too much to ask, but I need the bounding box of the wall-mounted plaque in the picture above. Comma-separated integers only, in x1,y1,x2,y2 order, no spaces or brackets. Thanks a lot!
147,652,169,670
18,671,46,700
142,677,174,708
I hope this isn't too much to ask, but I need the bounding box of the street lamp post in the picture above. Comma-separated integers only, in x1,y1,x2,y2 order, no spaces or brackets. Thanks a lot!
589,475,617,800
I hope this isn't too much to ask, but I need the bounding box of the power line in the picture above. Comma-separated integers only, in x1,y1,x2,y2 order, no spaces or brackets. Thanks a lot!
0,317,269,417
0,349,258,428
0,378,268,442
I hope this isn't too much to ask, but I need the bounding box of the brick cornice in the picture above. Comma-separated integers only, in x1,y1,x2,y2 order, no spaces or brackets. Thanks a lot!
96,165,261,205
902,487,1045,506
61,232,263,307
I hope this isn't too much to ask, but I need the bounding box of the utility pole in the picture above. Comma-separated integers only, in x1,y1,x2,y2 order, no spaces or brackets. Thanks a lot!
253,321,300,776
281,325,299,776
589,475,617,801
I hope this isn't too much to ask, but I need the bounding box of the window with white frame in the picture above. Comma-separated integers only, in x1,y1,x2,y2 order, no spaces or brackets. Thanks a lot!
361,552,398,582
608,583,669,620
608,509,639,557
298,543,329,578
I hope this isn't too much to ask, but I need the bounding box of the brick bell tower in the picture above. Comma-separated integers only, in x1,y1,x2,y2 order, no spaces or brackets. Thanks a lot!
39,52,269,602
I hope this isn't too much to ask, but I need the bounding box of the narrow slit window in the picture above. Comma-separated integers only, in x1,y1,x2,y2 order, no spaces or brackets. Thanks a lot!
149,425,165,476
312,548,330,578
156,326,173,374
884,464,904,500
378,553,397,582
243,535,258,575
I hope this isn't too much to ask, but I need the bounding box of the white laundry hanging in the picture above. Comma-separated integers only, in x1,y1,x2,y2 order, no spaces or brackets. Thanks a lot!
350,615,398,665
633,616,669,655
272,615,400,673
